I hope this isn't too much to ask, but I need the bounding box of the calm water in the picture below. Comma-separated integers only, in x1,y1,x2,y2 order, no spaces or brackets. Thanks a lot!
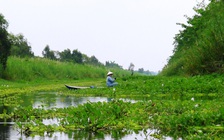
0,92,171,140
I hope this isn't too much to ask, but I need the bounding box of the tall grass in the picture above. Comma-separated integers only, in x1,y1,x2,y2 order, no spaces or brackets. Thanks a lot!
4,57,130,81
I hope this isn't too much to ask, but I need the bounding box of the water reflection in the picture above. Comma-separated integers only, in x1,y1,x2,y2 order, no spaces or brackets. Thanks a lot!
1,127,162,140
20,92,136,109
0,92,165,140
0,123,10,140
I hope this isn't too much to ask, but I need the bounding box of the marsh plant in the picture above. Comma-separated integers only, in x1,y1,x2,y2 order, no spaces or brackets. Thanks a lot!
0,74,224,139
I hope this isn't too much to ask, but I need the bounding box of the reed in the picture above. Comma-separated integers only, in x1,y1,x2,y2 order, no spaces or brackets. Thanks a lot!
4,57,130,81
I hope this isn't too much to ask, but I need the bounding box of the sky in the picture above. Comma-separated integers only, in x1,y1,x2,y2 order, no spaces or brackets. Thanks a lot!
0,0,208,72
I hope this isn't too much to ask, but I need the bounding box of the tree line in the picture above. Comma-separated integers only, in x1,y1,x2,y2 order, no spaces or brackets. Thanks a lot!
0,13,123,76
41,45,122,69
160,0,224,76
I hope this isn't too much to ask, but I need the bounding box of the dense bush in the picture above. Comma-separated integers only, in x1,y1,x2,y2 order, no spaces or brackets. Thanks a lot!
161,1,224,76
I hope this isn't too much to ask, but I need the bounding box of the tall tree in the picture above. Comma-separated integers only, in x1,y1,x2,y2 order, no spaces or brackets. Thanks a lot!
42,45,56,60
59,48,72,62
89,55,100,65
0,13,11,71
82,54,103,66
9,33,34,57
105,61,122,69
71,49,83,64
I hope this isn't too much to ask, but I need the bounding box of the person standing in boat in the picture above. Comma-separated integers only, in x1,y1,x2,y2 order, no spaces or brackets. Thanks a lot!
106,71,118,87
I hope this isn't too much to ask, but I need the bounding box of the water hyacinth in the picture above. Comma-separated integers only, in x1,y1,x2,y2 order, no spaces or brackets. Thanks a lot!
1,73,224,139
194,104,198,108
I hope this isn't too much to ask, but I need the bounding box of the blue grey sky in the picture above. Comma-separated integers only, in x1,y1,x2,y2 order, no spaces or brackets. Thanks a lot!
0,0,208,72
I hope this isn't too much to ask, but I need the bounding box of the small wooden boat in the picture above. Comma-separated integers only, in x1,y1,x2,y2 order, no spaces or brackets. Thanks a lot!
65,84,91,90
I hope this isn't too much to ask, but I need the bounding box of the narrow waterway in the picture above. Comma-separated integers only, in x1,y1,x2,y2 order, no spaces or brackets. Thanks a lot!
0,92,171,140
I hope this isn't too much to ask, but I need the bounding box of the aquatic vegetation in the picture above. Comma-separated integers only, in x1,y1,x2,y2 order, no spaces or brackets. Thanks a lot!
0,75,224,139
